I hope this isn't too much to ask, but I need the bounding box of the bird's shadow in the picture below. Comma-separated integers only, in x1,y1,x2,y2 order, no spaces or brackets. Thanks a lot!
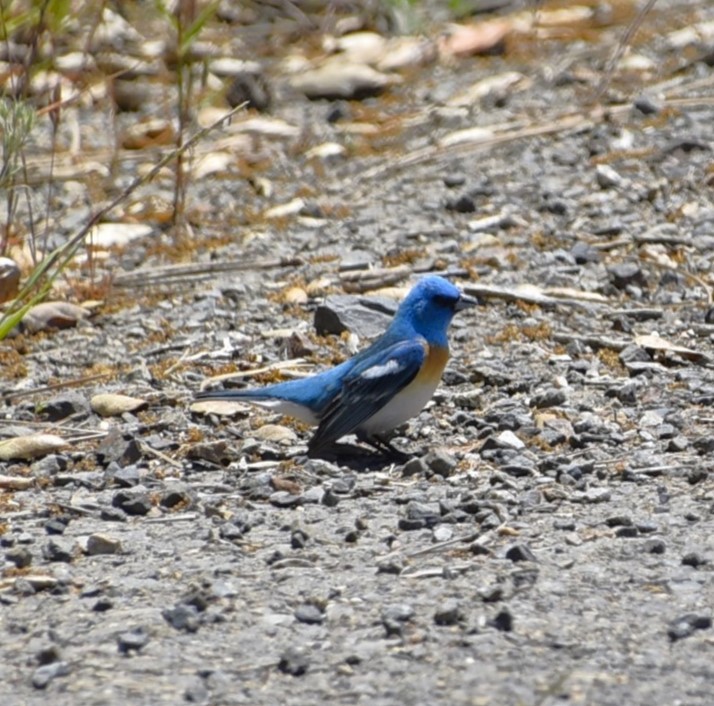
302,441,416,472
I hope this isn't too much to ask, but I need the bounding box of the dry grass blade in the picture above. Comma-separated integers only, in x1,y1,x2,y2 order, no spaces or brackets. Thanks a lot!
112,256,304,289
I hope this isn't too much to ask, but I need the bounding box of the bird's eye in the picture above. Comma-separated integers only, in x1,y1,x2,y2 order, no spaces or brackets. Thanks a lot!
433,294,457,309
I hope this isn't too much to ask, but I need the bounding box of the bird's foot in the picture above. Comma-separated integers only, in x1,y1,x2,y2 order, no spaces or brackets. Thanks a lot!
356,431,412,462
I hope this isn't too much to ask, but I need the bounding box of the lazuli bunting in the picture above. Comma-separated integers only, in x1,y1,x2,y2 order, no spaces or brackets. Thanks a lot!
197,275,476,457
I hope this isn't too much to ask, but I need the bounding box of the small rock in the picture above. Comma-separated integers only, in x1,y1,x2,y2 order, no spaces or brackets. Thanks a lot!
290,60,398,100
489,608,514,632
314,294,394,338
42,538,75,563
321,488,340,507
381,604,414,637
445,194,476,213
97,432,142,466
424,448,458,476
163,604,200,632
294,603,324,625
32,661,70,690
530,388,566,409
667,614,712,642
117,627,149,654
434,600,463,626
401,457,428,476
39,392,91,422
574,488,611,504
278,646,310,676
609,262,646,290
108,464,141,487
112,488,152,516
270,491,303,508
376,557,404,575
86,533,122,556
22,301,90,333
253,424,297,444
596,164,624,189
160,483,194,509
404,501,441,526
505,544,536,563
681,552,707,568
667,435,689,453
5,546,32,568
496,430,525,450
100,506,128,522
91,393,148,417
642,538,666,554
45,517,70,535
433,526,454,542
633,94,662,115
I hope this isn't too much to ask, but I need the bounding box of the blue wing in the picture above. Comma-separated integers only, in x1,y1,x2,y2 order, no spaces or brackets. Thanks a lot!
308,338,426,453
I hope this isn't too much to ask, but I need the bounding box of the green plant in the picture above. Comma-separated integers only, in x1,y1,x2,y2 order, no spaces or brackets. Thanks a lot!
155,0,221,233
0,98,36,255
0,104,244,340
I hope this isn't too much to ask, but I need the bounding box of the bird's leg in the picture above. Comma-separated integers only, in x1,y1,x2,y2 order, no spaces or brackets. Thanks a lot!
356,430,411,461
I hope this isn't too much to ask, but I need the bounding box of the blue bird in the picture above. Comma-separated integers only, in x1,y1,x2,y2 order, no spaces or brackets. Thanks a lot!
196,275,477,457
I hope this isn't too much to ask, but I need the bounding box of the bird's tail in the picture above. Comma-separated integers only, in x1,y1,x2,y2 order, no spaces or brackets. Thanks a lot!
195,388,272,401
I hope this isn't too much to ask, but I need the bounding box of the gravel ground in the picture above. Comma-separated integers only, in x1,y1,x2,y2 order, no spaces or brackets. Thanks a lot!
1,1,713,704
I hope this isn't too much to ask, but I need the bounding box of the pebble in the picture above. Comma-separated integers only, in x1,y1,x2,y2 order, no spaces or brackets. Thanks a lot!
97,433,142,466
376,557,404,575
86,533,122,556
681,552,707,568
314,294,394,338
117,627,149,654
45,517,70,535
270,491,303,508
112,488,153,515
32,661,70,689
434,600,463,626
405,501,441,526
642,538,666,554
278,646,310,676
530,388,567,409
42,538,75,563
424,448,458,476
574,488,611,504
163,604,201,632
160,483,194,509
667,614,712,642
322,488,340,507
40,392,91,421
401,457,428,476
496,430,525,450
5,546,32,568
489,608,514,632
609,262,646,290
100,506,128,522
294,603,324,624
108,464,141,487
433,525,454,542
381,604,414,637
505,544,537,563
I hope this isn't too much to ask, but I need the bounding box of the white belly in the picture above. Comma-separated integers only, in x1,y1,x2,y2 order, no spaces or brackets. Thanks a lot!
359,378,441,434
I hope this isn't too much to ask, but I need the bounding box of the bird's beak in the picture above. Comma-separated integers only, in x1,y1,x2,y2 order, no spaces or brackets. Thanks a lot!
455,293,479,311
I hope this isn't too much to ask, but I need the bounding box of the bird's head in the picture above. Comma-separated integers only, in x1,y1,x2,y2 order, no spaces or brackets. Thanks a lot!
393,275,477,345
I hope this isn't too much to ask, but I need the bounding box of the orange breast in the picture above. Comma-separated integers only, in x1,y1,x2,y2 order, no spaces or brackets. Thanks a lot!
417,343,449,384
